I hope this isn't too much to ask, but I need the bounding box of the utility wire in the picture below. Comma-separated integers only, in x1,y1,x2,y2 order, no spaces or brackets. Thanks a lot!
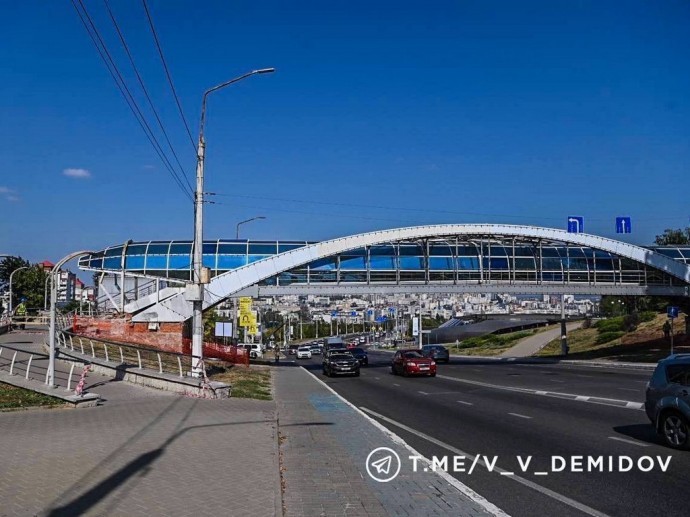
211,192,689,225
71,0,193,202
103,0,194,193
141,0,198,153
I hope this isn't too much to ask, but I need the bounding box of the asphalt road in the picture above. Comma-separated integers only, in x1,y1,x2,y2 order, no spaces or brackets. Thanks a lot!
297,350,687,517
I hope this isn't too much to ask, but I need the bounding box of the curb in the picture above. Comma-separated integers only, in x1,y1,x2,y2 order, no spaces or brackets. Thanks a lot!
298,366,507,517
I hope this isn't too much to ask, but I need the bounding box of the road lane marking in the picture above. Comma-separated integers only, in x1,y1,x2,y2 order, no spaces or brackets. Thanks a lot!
616,388,638,392
457,400,474,406
360,407,610,517
393,383,400,387
508,413,532,419
436,374,644,410
608,436,650,447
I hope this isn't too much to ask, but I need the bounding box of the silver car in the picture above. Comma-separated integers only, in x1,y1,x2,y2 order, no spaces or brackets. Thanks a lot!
645,354,690,450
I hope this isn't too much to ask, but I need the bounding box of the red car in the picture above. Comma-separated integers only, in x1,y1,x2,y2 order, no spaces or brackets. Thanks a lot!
391,349,437,377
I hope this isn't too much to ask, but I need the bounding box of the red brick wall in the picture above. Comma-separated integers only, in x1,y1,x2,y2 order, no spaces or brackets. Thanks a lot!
73,316,185,353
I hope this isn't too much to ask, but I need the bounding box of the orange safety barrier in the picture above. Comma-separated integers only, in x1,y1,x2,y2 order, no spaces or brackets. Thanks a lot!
182,338,250,366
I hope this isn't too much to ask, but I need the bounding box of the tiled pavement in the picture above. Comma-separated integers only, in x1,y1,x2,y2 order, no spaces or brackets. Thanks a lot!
275,365,498,517
0,332,280,517
1,332,500,516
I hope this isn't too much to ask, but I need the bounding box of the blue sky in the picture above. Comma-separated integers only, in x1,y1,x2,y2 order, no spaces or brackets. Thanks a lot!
1,0,689,268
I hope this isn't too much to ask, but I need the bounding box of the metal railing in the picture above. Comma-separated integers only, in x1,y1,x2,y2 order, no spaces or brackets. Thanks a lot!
56,330,248,379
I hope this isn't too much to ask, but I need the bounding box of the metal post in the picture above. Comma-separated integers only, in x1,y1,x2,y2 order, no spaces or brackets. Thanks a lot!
191,68,274,378
671,317,674,355
236,216,266,239
418,314,423,350
48,250,92,387
44,274,51,311
9,266,29,314
560,294,568,356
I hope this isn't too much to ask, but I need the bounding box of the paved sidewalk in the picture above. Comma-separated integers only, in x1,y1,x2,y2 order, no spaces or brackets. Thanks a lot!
0,332,280,517
275,365,499,517
498,321,584,357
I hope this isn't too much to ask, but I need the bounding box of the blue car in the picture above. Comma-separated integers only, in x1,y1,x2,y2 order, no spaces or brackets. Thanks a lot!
645,354,690,450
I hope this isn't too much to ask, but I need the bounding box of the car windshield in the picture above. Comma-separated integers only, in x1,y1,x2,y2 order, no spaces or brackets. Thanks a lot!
403,351,424,359
298,347,310,351
350,348,365,354
331,354,353,360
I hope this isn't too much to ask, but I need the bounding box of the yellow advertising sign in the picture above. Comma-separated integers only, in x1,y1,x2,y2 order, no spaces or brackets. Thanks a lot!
239,310,257,328
239,297,252,313
248,324,258,335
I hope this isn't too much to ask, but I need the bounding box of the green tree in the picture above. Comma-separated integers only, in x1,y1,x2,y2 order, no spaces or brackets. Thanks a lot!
654,228,690,245
0,257,47,310
0,256,30,284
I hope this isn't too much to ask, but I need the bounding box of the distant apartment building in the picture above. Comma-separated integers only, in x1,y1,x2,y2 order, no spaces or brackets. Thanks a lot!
40,260,87,303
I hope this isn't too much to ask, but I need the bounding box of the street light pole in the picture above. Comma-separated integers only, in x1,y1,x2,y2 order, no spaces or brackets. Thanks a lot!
236,216,266,239
48,250,93,387
9,266,29,313
191,68,275,377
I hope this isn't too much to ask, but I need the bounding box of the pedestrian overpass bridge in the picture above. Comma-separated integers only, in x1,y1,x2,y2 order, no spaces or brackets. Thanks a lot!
77,224,690,323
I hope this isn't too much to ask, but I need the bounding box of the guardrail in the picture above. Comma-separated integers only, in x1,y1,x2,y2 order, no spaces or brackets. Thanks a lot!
57,331,248,379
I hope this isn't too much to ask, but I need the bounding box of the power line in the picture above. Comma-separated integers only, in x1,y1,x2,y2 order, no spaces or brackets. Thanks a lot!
103,0,194,193
71,0,193,202
210,192,690,225
141,0,198,153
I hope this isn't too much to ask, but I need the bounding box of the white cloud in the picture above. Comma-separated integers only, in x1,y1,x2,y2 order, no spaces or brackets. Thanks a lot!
0,186,17,201
63,168,91,179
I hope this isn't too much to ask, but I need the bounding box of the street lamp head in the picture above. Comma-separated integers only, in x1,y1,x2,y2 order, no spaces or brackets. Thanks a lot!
253,68,275,74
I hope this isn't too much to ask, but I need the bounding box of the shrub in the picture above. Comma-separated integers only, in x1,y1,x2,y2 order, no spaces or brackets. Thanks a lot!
595,331,625,345
594,317,625,333
639,311,656,323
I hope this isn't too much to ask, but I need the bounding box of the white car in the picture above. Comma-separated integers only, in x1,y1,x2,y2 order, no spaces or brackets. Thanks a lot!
296,346,312,359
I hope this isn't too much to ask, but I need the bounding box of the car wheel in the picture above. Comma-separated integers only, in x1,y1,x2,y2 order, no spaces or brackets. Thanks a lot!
662,412,690,449
322,367,327,376
354,370,360,377
391,366,396,375
430,372,436,377
401,367,408,377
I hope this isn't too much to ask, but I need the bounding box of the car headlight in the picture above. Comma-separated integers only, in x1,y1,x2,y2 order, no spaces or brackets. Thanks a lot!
430,361,436,366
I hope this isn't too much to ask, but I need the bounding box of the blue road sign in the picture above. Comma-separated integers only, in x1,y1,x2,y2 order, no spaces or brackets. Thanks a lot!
351,311,357,317
616,217,632,234
388,307,395,313
668,306,679,319
331,311,337,317
367,309,373,316
567,216,584,234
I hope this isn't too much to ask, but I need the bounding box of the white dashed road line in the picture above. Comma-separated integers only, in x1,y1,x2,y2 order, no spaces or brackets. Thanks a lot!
508,412,532,419
608,436,650,447
457,400,474,406
436,374,644,410
360,407,611,517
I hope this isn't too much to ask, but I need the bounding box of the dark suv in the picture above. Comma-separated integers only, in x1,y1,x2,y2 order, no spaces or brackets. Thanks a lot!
349,347,369,366
421,345,450,364
645,354,690,450
323,352,360,377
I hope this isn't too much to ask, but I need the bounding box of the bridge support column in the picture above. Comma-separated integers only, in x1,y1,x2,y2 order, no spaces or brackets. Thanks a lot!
560,294,569,356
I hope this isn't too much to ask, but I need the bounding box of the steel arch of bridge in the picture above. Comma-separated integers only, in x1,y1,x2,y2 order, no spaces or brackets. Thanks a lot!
126,224,690,323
